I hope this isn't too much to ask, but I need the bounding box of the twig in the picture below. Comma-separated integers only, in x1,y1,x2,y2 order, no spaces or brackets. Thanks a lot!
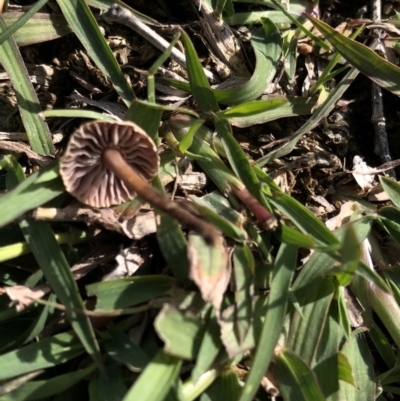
370,0,396,178
102,4,220,84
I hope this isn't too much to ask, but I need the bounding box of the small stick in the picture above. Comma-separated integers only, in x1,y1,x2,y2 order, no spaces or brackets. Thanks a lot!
370,0,396,178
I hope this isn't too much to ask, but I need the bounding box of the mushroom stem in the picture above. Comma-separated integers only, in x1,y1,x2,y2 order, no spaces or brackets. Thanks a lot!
103,148,221,244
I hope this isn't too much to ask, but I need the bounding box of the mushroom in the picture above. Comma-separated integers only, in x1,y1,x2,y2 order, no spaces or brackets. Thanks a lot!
60,120,220,243
60,120,159,208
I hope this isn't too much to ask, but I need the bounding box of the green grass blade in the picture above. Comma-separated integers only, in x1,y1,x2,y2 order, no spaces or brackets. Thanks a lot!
217,98,287,119
1,13,71,47
160,21,281,105
122,350,182,401
19,219,102,368
271,0,329,50
86,275,175,310
0,0,50,44
0,332,84,381
313,310,344,398
0,16,53,155
274,350,326,401
0,162,64,229
154,304,203,360
2,364,96,401
157,214,191,285
163,116,235,195
308,14,400,97
225,96,317,127
213,117,260,196
380,176,400,209
180,29,219,113
56,0,134,106
191,311,221,383
274,224,315,248
238,243,297,401
269,192,339,247
106,330,149,371
339,332,375,401
286,278,335,365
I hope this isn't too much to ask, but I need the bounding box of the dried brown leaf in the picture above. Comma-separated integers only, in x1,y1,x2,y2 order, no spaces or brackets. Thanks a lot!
187,233,229,310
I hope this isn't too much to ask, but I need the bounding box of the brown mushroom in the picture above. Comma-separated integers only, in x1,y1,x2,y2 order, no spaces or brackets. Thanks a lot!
60,120,221,243
60,120,159,208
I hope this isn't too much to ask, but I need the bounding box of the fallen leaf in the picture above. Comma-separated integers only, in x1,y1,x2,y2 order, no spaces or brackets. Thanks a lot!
187,233,230,310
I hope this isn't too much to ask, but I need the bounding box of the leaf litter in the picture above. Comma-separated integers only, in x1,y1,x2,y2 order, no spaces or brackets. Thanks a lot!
1,0,400,400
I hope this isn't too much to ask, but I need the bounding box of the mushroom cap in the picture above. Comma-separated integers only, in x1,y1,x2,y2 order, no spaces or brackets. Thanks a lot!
60,120,159,208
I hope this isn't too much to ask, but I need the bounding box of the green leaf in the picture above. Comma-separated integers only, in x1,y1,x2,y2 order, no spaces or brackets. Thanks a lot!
354,261,390,293
308,14,400,97
105,330,149,372
163,115,234,195
286,278,335,365
180,29,219,113
191,311,222,383
154,304,204,360
0,0,51,44
339,331,375,401
338,352,355,385
336,225,361,286
157,214,191,285
378,206,400,244
274,224,315,248
217,98,287,118
293,217,372,295
271,0,328,50
125,99,163,142
56,0,134,106
313,310,343,397
202,371,243,401
0,16,53,155
1,11,71,47
274,350,326,401
369,325,397,372
189,198,247,241
1,364,96,401
179,119,206,154
232,245,254,342
0,332,84,381
96,360,127,401
161,21,282,105
122,350,182,401
0,162,64,229
238,243,297,401
380,176,400,209
223,96,317,128
86,275,175,310
214,117,260,197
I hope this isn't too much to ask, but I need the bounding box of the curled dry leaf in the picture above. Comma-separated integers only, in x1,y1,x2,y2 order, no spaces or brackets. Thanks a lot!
5,285,48,312
352,155,375,191
187,233,230,310
103,245,145,280
5,248,115,311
